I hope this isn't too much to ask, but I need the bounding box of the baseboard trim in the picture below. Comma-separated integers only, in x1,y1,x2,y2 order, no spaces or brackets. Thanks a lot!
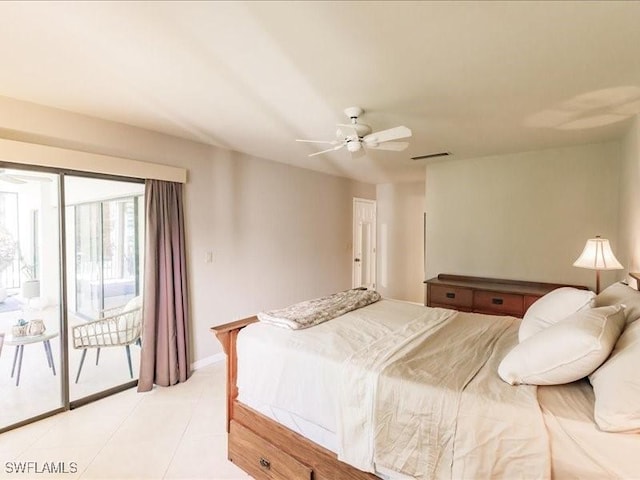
191,352,225,371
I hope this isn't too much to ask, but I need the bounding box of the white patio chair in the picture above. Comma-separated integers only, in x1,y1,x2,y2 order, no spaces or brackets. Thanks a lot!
72,295,142,383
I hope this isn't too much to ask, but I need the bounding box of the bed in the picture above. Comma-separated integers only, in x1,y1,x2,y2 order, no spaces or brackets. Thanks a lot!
211,284,640,480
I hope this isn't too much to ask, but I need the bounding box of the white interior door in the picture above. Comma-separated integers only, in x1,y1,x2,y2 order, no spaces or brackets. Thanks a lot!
353,198,377,289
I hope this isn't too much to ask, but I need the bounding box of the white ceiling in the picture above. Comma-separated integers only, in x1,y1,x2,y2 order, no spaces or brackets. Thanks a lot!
1,1,639,184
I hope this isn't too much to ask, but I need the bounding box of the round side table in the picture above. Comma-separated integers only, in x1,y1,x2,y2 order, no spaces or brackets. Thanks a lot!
4,331,59,386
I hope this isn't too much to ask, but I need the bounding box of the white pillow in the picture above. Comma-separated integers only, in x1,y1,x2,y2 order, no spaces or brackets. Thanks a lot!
589,319,640,432
594,281,640,325
519,287,595,342
118,295,143,343
499,305,625,386
123,295,143,313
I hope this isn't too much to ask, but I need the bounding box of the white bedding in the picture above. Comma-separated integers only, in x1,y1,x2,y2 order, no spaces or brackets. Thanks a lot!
238,299,435,480
238,299,429,435
538,380,640,479
236,299,640,479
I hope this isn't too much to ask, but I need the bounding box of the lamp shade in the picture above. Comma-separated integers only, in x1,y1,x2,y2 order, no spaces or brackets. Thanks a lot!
573,237,623,270
22,280,40,299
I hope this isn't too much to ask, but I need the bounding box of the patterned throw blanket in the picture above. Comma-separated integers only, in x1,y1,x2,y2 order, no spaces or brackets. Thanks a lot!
258,288,382,329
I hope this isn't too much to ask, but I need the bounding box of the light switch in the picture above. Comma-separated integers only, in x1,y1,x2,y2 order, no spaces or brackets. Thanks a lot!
205,251,214,263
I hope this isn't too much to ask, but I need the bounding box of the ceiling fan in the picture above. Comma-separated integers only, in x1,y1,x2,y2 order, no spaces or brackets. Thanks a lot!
0,169,52,184
296,107,412,157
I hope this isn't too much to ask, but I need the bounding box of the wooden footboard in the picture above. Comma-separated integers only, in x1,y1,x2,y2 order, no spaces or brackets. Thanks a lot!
211,318,377,480
211,316,258,432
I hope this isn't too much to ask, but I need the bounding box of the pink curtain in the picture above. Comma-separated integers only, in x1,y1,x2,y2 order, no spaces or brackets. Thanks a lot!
138,180,190,391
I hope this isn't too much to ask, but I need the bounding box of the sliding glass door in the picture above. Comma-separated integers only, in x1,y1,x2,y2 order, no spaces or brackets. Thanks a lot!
0,169,63,430
65,176,144,401
0,167,145,432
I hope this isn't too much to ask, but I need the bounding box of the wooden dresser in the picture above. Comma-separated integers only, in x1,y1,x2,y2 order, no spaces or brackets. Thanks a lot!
425,274,588,318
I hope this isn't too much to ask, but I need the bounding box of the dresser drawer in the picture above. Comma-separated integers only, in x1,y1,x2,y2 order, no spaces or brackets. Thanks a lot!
429,285,473,309
473,291,523,317
229,420,312,480
425,275,586,317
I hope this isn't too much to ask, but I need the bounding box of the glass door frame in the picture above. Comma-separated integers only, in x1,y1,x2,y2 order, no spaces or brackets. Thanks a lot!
0,162,145,434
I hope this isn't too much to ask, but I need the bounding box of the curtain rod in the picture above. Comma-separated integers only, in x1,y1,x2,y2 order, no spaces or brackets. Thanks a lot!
0,138,187,183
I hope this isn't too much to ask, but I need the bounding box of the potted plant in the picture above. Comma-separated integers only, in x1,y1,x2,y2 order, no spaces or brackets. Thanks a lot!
20,255,40,301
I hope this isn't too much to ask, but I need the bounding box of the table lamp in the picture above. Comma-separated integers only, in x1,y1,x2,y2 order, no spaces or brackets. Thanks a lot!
573,236,623,293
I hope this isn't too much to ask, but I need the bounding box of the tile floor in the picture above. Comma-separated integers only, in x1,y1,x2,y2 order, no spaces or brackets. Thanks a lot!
0,332,142,430
0,362,252,479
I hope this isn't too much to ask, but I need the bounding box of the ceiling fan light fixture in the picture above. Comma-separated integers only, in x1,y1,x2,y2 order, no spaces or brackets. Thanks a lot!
347,141,362,152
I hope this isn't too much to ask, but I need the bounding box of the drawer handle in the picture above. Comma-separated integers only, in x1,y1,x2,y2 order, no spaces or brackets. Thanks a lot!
492,298,504,305
446,292,456,299
259,457,271,470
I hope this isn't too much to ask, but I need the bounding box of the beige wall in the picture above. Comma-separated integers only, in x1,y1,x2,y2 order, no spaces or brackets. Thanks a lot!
0,95,210,167
425,142,622,292
376,182,425,303
0,96,375,365
191,149,374,362
618,116,640,282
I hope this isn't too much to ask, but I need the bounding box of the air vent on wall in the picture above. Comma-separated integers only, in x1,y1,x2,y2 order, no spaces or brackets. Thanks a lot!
411,152,451,160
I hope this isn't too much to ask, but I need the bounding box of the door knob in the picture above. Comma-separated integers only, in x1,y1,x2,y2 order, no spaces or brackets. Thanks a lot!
354,258,361,262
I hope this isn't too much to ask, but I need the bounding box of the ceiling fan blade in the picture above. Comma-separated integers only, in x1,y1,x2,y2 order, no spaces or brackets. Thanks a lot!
296,139,339,145
366,141,410,151
308,144,345,157
364,126,412,143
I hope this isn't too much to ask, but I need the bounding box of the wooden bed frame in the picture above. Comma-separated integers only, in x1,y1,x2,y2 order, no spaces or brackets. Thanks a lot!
211,316,377,480
211,276,592,479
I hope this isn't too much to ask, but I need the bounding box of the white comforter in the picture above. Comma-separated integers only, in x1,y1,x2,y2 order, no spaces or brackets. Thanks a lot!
237,300,550,479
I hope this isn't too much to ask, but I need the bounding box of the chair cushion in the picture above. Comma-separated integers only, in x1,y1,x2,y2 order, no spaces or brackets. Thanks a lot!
123,295,143,313
118,296,142,343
